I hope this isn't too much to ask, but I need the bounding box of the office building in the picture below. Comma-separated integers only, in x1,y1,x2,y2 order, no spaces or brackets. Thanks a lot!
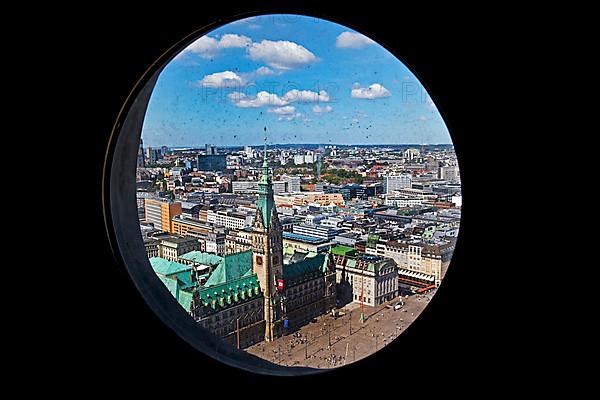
206,143,217,155
439,165,460,182
180,202,201,219
292,223,344,241
197,154,227,172
154,234,201,262
144,198,182,233
284,176,301,193
384,173,412,194
232,180,258,193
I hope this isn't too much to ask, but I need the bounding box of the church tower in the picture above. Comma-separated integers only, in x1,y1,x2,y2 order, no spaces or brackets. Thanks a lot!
252,127,285,342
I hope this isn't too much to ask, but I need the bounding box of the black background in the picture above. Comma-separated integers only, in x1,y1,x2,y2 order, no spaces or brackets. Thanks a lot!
60,2,511,389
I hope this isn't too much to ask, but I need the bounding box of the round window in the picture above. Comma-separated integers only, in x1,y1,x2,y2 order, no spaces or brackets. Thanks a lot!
105,13,462,375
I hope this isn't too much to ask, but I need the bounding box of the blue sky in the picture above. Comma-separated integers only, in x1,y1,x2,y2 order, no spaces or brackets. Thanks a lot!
141,14,452,148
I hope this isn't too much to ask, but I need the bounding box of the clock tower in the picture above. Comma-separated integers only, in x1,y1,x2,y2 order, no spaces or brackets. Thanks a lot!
252,127,285,342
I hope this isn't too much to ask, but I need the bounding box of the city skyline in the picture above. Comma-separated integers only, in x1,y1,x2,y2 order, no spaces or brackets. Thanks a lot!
141,15,451,148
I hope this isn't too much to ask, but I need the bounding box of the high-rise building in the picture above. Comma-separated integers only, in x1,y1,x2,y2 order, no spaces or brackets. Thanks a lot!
144,198,182,232
384,173,412,193
245,146,253,158
146,147,160,164
196,154,227,171
285,176,301,193
439,165,460,182
404,148,420,160
293,154,305,165
137,139,145,168
205,143,217,155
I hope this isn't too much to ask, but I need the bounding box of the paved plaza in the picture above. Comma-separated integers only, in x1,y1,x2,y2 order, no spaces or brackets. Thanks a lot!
246,290,435,368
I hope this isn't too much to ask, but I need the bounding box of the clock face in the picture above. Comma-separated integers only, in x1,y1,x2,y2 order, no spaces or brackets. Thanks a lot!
256,255,263,265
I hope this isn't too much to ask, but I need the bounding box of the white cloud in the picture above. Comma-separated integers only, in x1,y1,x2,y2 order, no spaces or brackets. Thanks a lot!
351,83,391,99
269,106,296,115
255,66,275,76
248,40,317,70
228,88,331,108
268,106,301,121
228,91,288,108
279,113,302,121
185,36,219,58
218,34,251,48
284,89,330,103
183,34,251,58
198,71,244,87
312,105,333,114
336,31,376,49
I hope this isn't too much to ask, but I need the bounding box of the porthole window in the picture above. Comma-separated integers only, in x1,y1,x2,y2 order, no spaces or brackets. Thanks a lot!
105,13,462,375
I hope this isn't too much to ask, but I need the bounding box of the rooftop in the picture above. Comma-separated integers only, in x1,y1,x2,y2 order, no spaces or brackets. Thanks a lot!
155,234,198,244
197,273,262,310
283,253,328,285
282,232,328,244
330,245,357,257
178,251,223,266
150,257,192,276
204,250,253,287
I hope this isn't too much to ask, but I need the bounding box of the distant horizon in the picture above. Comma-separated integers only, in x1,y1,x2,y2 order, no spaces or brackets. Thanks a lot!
145,142,455,149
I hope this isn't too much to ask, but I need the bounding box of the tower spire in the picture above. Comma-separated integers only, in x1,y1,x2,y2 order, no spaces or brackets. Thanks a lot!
263,126,268,167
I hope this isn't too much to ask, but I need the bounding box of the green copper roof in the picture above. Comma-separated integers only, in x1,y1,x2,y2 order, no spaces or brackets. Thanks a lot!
157,272,197,312
257,185,275,228
178,251,223,266
204,250,253,287
178,290,194,311
330,245,357,257
150,257,192,276
283,253,327,285
197,273,262,311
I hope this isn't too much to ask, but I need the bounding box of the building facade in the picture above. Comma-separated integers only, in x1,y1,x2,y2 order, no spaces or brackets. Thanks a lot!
144,198,182,233
292,224,344,241
197,154,227,171
156,235,201,262
206,209,253,230
144,238,159,258
376,239,455,287
331,246,398,307
225,228,254,255
384,173,412,194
